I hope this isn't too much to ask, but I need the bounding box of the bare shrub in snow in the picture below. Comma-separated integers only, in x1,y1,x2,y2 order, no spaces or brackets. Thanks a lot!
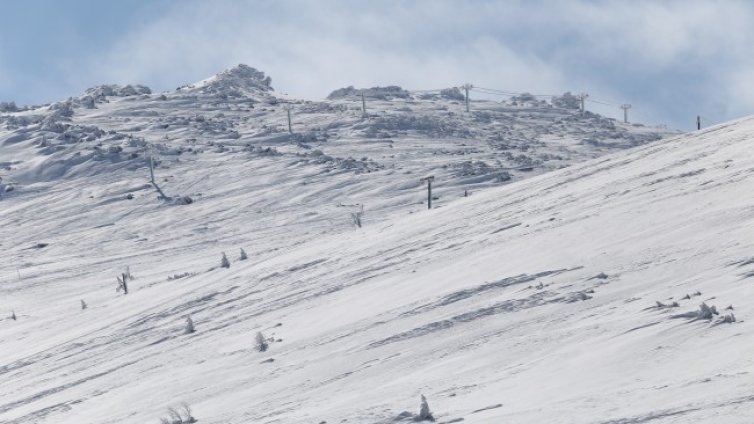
116,267,134,292
351,204,364,228
255,331,269,352
221,252,230,269
116,273,129,294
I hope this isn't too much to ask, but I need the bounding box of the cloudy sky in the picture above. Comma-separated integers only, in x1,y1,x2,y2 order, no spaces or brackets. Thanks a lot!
0,0,752,130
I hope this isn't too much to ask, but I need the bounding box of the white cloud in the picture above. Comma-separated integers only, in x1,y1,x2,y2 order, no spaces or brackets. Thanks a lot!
44,0,754,127
0,50,10,100
77,1,571,99
723,64,754,117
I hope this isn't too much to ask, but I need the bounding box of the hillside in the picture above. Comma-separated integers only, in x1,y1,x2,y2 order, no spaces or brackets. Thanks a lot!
4,66,751,424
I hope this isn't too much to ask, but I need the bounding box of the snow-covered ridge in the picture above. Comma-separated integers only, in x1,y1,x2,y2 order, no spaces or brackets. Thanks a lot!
0,64,675,191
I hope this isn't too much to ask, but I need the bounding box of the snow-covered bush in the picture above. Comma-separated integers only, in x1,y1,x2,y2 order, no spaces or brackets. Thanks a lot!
168,272,194,281
719,313,736,324
3,114,33,129
79,96,96,109
158,403,196,424
551,92,581,109
455,160,492,177
172,196,193,205
84,84,152,102
510,92,537,104
440,87,465,101
327,85,410,100
48,100,75,118
239,248,248,260
698,302,718,320
245,145,282,156
255,331,269,352
0,101,17,112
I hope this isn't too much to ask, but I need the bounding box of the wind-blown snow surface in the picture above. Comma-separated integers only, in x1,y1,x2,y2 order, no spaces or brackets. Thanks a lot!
2,66,750,423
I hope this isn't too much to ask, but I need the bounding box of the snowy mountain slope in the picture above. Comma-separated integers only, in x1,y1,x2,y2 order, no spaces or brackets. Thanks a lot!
0,65,672,192
3,66,751,423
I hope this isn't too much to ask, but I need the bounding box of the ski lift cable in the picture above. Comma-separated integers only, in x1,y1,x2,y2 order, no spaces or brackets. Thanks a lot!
401,82,632,113
409,88,455,93
472,86,558,98
473,85,630,107
472,86,521,96
586,98,615,106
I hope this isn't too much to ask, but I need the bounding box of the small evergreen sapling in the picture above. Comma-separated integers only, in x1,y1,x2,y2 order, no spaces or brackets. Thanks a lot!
81,300,87,310
10,310,16,321
416,394,434,421
239,248,248,261
185,316,195,334
255,331,269,352
221,252,231,268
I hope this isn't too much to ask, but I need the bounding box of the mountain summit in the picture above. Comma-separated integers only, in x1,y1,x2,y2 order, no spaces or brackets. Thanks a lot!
180,64,273,97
